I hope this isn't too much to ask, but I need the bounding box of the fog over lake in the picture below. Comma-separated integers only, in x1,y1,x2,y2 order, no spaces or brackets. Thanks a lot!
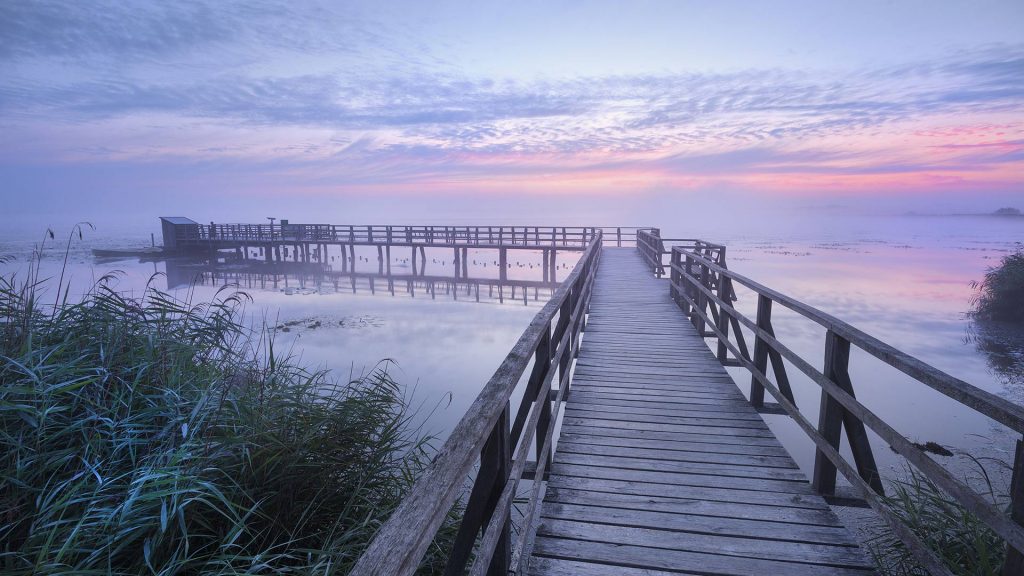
2,208,1020,488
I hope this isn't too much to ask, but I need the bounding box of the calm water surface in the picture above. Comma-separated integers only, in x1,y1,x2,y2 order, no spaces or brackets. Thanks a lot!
2,214,1021,486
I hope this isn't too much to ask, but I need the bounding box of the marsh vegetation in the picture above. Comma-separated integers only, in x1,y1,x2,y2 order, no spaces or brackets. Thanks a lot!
0,240,457,574
972,244,1024,324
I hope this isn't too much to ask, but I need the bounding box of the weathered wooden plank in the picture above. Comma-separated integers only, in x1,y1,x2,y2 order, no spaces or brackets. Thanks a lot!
560,417,776,438
537,518,872,566
544,487,842,526
564,396,761,415
531,537,872,575
562,406,771,429
559,422,786,447
568,378,743,393
548,462,816,495
565,384,746,401
566,391,752,408
545,474,832,510
562,401,766,420
553,450,808,482
557,430,793,456
571,371,738,386
555,440,797,468
539,501,858,546
528,556,695,576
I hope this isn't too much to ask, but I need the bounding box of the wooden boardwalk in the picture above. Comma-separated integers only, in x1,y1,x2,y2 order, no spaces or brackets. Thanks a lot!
528,249,876,576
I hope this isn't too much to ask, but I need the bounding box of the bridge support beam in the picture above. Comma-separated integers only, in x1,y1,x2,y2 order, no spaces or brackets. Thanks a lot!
812,331,883,496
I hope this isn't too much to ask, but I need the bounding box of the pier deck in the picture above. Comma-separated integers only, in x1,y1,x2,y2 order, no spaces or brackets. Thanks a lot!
527,249,875,575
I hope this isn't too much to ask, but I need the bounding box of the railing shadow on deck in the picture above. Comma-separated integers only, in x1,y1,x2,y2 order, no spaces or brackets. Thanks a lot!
651,236,1024,576
350,231,604,576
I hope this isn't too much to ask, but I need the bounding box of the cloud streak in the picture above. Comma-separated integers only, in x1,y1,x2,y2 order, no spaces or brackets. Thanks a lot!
0,1,1022,204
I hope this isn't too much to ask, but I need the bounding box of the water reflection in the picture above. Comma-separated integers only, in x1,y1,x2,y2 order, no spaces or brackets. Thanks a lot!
971,322,1024,407
2,215,1021,486
0,240,565,441
153,248,575,437
701,234,1023,488
164,257,563,306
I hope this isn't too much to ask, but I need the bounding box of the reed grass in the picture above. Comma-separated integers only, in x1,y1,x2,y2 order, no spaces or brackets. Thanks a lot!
0,234,458,574
867,460,1008,576
972,244,1024,324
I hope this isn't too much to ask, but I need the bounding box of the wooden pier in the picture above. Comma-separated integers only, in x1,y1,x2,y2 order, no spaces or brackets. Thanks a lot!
160,220,1024,575
159,219,642,284
526,249,873,574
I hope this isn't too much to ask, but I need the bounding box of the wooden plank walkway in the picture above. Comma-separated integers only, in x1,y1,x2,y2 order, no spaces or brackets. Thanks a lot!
528,248,876,576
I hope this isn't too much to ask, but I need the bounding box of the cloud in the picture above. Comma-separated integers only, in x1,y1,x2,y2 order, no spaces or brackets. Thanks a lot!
0,2,1021,200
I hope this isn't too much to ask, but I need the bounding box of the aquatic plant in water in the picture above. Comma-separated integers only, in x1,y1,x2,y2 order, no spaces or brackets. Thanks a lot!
0,236,458,574
972,244,1024,324
867,461,1008,576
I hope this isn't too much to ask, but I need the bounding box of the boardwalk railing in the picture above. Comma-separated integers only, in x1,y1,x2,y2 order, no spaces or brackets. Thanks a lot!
666,244,1024,576
182,224,653,249
636,229,727,277
351,231,603,576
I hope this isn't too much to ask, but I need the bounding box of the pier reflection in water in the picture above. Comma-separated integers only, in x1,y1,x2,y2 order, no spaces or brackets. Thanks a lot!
160,243,581,439
166,258,564,305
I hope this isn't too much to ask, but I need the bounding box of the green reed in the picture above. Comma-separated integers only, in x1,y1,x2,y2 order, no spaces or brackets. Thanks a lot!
0,236,458,575
868,459,1008,576
972,243,1024,324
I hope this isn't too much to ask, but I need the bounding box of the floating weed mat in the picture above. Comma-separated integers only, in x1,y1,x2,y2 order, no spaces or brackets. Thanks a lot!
0,267,458,574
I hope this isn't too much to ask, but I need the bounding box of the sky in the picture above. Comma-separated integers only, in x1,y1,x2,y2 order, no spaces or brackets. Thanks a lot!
1,0,1022,222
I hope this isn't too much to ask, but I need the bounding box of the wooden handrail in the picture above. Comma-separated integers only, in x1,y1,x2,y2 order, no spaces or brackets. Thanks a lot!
184,224,659,250
666,244,1024,573
671,247,1024,433
636,229,727,278
350,232,603,576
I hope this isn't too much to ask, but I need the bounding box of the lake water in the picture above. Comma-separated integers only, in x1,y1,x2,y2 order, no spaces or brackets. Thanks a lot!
1,212,1021,490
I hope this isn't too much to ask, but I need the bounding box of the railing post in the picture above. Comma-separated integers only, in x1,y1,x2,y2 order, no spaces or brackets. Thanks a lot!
815,327,856,494
685,254,699,331
487,406,512,576
813,330,847,495
715,272,731,363
697,259,710,336
556,296,573,388
669,249,681,305
535,331,553,472
443,404,511,576
1004,439,1024,575
656,236,666,277
812,331,884,495
749,295,772,408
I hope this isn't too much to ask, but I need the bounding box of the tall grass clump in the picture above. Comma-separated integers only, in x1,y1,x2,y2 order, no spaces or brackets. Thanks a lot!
972,244,1024,324
0,256,457,573
867,462,1007,576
